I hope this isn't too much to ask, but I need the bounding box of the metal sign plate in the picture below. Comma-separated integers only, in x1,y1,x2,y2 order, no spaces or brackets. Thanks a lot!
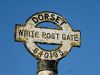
15,11,80,60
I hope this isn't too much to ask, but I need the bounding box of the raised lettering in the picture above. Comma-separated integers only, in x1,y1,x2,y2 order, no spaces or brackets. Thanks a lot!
44,52,49,58
32,17,39,24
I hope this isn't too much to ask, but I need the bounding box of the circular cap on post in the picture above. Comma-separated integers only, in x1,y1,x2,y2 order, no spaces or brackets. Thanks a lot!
37,60,58,75
38,60,58,73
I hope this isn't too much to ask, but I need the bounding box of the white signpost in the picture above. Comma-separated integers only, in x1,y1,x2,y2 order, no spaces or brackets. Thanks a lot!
15,11,81,75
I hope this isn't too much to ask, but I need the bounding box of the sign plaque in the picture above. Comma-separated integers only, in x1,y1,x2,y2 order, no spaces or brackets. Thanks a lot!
15,11,81,75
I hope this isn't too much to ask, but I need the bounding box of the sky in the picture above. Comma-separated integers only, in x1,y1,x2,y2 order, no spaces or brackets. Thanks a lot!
0,0,100,75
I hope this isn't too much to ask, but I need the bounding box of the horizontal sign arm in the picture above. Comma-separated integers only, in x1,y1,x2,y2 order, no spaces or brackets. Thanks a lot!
15,26,80,46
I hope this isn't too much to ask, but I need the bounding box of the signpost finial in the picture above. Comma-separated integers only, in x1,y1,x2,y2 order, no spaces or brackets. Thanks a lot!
15,11,81,75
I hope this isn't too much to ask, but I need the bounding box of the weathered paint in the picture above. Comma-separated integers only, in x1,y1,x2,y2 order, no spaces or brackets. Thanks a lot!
15,11,81,75
37,60,58,73
15,11,80,60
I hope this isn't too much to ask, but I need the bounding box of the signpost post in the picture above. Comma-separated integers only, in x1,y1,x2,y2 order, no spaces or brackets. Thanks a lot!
15,11,81,75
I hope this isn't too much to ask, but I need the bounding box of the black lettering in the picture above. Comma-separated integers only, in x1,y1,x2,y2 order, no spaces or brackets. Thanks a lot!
60,20,66,25
50,14,55,21
47,33,51,39
44,13,49,20
70,35,74,41
38,51,43,57
56,33,59,40
42,32,46,38
33,48,39,54
67,35,70,40
74,34,78,41
18,29,24,36
24,30,30,36
55,16,60,24
38,14,44,20
35,31,39,38
53,52,58,58
44,52,49,58
31,31,34,37
62,34,66,40
51,33,55,39
32,17,39,24
58,50,63,56
50,52,53,59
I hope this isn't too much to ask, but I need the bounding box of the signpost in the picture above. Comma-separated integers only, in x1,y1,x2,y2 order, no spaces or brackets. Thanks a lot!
15,11,81,75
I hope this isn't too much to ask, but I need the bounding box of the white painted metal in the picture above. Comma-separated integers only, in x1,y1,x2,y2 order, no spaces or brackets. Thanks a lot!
15,11,80,60
38,70,57,75
15,11,81,75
